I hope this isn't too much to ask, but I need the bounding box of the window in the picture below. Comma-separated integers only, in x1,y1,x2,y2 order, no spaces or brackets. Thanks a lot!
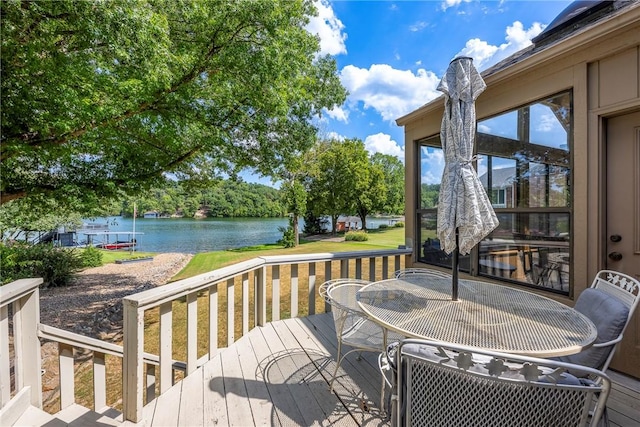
416,91,572,294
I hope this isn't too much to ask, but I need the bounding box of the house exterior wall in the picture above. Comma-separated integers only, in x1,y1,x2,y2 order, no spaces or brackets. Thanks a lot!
400,6,640,307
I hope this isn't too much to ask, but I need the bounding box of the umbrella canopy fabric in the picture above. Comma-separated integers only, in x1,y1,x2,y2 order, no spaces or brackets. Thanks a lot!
437,57,498,256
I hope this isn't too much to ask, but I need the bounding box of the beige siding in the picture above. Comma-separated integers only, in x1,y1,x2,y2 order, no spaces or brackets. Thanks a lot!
401,6,640,308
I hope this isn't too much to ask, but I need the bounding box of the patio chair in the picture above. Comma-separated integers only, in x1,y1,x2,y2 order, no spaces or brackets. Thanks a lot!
532,247,563,289
319,278,403,412
555,270,639,373
394,267,451,279
387,339,611,427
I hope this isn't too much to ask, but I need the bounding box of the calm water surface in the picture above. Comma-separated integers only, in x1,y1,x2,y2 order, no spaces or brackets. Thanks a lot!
84,216,398,254
86,217,290,254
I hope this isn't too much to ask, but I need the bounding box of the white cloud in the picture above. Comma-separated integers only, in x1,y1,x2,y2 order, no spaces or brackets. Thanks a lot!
441,0,472,12
409,21,428,32
477,123,491,134
420,147,445,184
536,113,557,132
364,133,404,159
340,64,442,122
324,106,349,123
306,0,347,56
325,131,346,141
457,21,545,70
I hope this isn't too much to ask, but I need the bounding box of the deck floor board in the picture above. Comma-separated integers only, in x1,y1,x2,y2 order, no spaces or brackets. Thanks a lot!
133,313,639,427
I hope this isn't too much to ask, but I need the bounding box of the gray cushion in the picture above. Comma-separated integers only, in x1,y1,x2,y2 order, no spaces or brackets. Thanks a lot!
557,288,629,369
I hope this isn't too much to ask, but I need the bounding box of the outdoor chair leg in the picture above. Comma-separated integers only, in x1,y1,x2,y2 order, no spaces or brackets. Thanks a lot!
329,340,344,392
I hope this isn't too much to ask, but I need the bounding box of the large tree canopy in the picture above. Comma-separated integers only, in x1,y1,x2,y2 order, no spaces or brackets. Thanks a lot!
1,0,347,208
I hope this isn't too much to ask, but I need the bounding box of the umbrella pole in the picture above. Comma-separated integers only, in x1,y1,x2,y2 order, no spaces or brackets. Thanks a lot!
452,228,459,301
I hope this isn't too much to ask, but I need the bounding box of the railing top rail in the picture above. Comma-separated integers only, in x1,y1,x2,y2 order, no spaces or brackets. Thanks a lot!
124,247,412,310
38,324,182,368
124,257,267,308
0,277,43,307
260,247,412,264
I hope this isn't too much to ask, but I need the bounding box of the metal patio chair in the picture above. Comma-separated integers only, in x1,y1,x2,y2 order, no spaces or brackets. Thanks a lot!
555,270,639,373
394,267,451,279
387,339,611,427
319,278,403,412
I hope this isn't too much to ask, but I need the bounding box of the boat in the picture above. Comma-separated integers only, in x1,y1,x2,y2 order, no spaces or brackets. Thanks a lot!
96,240,137,250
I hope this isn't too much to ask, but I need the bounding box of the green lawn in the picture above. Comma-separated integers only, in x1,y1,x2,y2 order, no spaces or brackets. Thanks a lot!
173,226,406,280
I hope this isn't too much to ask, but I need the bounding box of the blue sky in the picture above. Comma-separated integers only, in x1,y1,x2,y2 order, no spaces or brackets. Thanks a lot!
244,0,574,186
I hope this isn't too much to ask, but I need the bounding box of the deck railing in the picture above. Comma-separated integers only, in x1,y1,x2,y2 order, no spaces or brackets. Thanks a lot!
0,247,411,423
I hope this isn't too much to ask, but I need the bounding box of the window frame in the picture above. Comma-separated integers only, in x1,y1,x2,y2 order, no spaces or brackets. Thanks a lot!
414,90,574,295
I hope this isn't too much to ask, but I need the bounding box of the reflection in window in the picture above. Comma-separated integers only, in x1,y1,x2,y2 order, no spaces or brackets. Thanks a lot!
416,91,573,295
420,146,443,209
476,91,571,210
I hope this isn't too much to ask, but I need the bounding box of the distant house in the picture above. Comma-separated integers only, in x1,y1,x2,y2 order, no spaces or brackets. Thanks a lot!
396,1,640,378
143,211,159,218
336,215,360,232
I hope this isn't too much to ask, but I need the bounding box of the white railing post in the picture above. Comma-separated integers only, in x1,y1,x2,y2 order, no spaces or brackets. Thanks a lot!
123,297,144,423
271,266,280,321
0,304,10,406
340,259,349,277
324,261,332,313
242,273,249,334
159,301,173,393
290,264,299,317
355,258,362,279
226,278,235,345
19,282,43,407
369,257,376,281
93,351,107,410
208,283,218,357
1,278,43,408
308,263,316,315
186,291,197,374
256,266,266,327
58,343,74,409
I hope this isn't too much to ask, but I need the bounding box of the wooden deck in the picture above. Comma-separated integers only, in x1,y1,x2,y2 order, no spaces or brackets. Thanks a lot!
19,313,640,426
140,313,640,427
142,313,389,426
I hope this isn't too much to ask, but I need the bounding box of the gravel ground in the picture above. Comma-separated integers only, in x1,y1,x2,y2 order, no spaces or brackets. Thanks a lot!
40,252,192,336
38,252,192,408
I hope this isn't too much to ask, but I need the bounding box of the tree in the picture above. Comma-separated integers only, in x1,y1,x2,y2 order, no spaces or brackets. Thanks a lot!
281,180,306,246
1,0,347,213
352,158,386,230
371,153,405,215
307,139,354,235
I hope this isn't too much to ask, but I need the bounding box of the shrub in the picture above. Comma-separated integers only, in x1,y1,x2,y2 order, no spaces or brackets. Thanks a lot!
394,221,405,228
0,242,84,287
378,224,389,229
278,218,296,248
345,230,368,241
79,246,103,268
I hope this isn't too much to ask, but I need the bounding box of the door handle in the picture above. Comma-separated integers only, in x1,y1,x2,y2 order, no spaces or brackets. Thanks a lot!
610,235,622,242
608,252,623,261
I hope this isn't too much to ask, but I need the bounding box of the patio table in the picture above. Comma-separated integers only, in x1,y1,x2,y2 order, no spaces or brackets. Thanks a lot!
356,275,597,357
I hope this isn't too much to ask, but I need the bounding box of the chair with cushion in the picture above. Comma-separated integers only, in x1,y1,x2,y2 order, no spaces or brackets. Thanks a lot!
387,338,611,427
319,278,403,411
555,270,639,373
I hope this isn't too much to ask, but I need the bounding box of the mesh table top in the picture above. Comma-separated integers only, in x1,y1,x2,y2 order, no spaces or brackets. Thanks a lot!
356,276,597,357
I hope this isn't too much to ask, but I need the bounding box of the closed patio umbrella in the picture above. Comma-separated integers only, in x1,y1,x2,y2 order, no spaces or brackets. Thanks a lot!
437,56,499,300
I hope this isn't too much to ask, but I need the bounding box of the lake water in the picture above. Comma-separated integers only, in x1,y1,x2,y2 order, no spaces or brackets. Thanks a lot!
83,216,399,254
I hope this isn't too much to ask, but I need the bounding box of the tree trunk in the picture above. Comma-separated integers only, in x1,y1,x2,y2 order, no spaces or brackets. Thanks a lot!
293,215,299,246
360,214,367,230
